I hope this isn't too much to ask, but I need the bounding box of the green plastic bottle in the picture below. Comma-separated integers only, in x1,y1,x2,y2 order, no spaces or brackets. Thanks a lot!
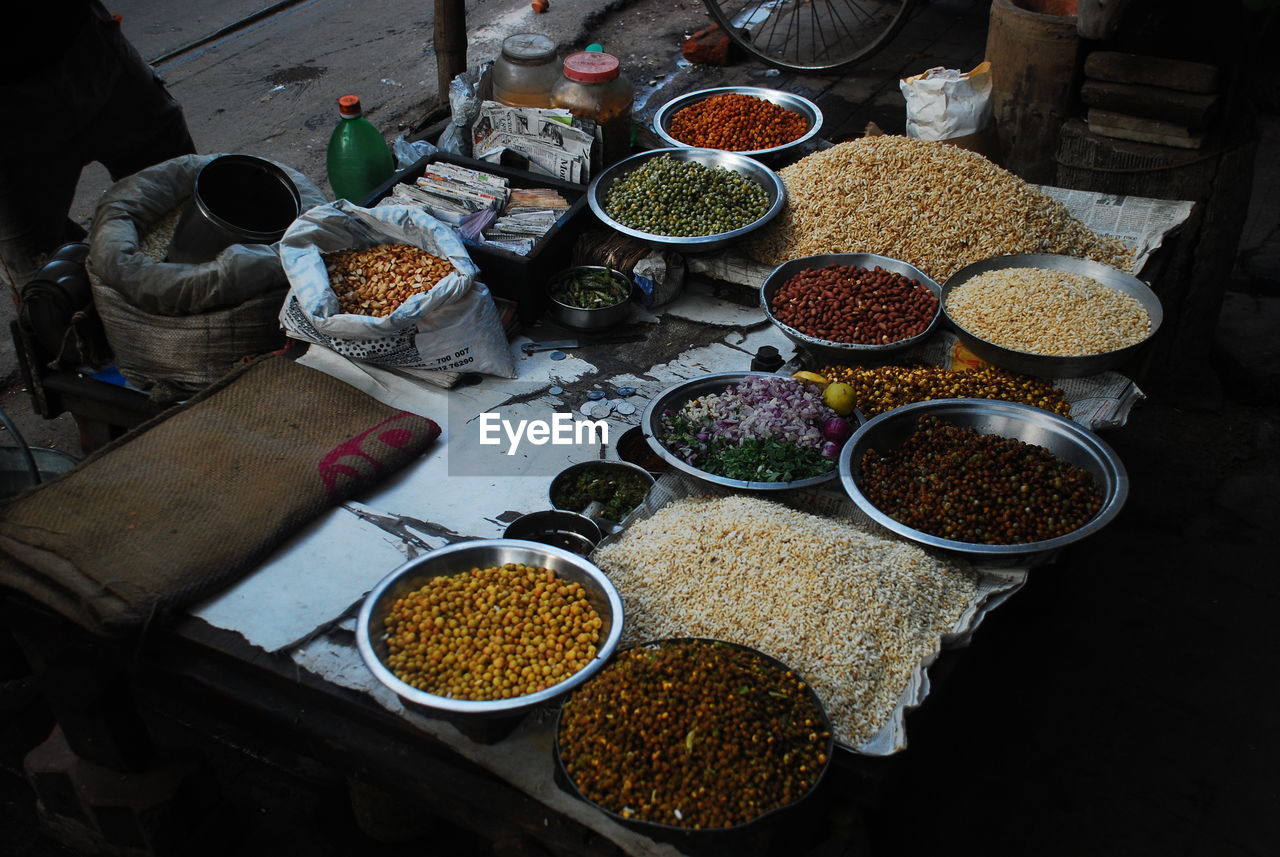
326,94,394,204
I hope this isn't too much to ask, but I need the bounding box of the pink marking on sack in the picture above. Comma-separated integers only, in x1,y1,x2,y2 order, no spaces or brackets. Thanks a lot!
318,413,434,497
377,427,413,449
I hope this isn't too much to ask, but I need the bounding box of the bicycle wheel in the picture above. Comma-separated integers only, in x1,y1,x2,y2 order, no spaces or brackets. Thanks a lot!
703,0,914,73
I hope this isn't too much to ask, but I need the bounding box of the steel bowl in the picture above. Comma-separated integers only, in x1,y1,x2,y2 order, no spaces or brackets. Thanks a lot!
356,539,624,718
545,266,634,332
941,253,1163,379
503,510,603,556
760,253,944,365
651,86,824,162
641,371,859,492
838,399,1128,566
553,637,835,850
586,147,786,255
549,460,656,524
614,425,670,477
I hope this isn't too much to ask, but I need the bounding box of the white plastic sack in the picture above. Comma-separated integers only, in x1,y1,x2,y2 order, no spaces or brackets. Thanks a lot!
900,62,993,141
279,200,516,378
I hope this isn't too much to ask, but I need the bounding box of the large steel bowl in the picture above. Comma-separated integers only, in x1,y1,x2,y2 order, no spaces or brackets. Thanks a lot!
553,637,835,850
651,86,824,162
760,253,943,365
941,254,1163,379
586,148,786,255
838,399,1128,566
356,539,624,718
641,371,855,492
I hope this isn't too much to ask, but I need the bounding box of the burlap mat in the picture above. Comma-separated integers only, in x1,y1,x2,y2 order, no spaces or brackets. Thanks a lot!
0,354,441,636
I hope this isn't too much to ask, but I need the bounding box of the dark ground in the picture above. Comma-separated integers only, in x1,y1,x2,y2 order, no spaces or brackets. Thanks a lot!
4,0,1280,855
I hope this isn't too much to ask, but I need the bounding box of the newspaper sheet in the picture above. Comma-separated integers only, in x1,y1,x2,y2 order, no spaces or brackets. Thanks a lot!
1039,187,1195,273
471,101,594,183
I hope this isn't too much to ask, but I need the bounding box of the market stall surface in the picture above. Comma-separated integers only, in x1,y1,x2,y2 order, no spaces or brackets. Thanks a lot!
4,2,1280,857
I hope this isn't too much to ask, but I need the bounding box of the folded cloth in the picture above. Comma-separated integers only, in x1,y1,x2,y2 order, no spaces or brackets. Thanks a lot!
0,354,440,636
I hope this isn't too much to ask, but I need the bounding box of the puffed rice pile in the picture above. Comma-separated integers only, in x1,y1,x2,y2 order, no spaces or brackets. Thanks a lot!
592,494,979,748
751,135,1134,282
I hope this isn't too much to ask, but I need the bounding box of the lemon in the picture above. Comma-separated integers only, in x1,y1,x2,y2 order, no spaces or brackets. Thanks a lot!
792,371,830,391
823,382,857,416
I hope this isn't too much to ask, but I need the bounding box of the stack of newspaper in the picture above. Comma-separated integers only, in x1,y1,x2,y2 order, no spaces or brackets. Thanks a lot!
381,164,572,256
385,163,511,225
471,101,595,184
485,188,572,255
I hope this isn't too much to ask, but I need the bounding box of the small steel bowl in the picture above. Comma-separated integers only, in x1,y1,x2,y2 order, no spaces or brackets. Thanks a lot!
838,399,1128,566
941,253,1163,379
641,371,860,492
651,86,824,163
549,460,656,524
503,510,603,556
615,426,669,477
760,253,943,365
586,147,786,255
356,539,624,718
545,266,634,332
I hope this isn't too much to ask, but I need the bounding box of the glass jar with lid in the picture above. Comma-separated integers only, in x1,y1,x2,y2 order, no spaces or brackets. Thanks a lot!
550,51,634,169
493,33,559,108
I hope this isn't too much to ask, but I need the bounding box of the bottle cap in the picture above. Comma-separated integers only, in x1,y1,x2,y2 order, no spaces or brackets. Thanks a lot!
501,33,555,62
562,52,620,83
337,95,362,117
586,43,604,52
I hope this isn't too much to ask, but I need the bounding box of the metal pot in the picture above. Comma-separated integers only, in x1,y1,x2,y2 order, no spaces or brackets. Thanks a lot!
166,155,302,264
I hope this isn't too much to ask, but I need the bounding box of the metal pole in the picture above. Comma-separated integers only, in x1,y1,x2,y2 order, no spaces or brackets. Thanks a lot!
434,0,467,105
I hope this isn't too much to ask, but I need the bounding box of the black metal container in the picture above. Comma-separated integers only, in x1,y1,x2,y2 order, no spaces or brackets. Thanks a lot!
166,154,302,263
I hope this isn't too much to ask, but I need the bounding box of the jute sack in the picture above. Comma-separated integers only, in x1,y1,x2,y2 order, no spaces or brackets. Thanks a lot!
0,354,441,636
88,153,327,402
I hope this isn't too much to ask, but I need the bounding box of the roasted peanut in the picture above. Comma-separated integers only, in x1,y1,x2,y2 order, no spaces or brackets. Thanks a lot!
770,264,938,345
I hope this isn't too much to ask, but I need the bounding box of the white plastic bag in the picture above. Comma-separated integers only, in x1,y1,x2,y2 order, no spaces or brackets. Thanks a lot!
279,200,516,378
900,62,993,141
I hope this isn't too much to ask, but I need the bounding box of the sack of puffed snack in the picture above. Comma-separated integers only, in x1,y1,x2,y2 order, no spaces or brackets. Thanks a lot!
279,200,516,379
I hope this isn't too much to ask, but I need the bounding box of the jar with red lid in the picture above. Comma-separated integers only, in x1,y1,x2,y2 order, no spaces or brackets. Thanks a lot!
550,51,634,169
